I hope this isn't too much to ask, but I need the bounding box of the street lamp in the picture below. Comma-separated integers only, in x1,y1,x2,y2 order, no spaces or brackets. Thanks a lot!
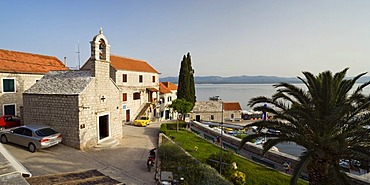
219,101,224,175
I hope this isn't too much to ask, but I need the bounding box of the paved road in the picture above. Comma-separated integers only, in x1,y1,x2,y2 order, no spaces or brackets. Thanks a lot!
3,122,161,185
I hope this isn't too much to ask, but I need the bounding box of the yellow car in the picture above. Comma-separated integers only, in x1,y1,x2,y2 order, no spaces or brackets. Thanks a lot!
134,117,150,127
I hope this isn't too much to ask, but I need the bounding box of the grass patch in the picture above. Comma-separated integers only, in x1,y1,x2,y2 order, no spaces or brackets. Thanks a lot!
159,141,232,185
164,128,307,185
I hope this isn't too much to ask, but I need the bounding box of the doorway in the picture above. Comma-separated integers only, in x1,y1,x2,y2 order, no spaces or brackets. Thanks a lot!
196,115,201,122
165,110,170,120
126,110,130,122
99,115,109,140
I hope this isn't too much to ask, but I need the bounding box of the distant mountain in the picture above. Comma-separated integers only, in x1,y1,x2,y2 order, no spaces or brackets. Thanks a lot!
160,75,300,84
160,75,370,84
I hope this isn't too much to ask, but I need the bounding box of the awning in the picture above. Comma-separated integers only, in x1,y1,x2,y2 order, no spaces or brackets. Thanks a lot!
146,88,158,92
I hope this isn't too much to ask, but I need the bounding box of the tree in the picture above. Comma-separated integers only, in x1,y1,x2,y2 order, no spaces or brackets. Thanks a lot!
169,98,193,122
177,52,196,107
177,55,189,100
187,52,196,104
239,68,370,185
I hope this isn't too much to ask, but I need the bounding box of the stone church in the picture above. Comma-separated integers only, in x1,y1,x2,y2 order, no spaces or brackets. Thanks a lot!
23,30,123,149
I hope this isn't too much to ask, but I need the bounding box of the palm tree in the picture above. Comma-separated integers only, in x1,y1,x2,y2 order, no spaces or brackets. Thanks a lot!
239,68,370,185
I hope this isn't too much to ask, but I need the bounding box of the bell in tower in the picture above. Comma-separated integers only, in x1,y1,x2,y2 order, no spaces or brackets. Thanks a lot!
90,28,110,62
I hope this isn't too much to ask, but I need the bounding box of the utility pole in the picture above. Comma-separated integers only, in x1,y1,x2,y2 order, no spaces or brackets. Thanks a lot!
76,42,81,70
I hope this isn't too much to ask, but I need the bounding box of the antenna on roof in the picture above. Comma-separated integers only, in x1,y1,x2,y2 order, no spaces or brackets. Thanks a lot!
76,41,81,70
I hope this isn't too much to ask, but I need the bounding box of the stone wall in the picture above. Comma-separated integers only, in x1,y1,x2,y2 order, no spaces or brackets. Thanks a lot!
190,101,242,122
223,110,242,121
78,75,123,149
0,72,43,116
22,77,123,150
190,101,223,122
23,94,81,148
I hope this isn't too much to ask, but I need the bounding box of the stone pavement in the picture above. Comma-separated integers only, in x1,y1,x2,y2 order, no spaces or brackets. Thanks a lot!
3,122,161,185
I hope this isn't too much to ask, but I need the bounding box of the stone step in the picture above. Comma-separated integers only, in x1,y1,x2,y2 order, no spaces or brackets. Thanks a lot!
95,138,120,148
54,175,122,185
26,169,121,185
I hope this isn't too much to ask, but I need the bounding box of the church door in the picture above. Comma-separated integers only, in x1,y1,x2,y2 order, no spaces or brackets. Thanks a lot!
98,115,109,140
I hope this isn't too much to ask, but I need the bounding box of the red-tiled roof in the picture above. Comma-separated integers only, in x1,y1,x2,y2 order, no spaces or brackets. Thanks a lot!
224,102,242,111
159,82,172,94
110,55,158,73
0,49,68,74
161,82,178,91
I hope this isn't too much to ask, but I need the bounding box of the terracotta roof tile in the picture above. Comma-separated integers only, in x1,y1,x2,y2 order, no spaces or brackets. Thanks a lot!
110,55,158,73
159,82,172,94
161,82,178,91
224,102,242,111
0,49,68,74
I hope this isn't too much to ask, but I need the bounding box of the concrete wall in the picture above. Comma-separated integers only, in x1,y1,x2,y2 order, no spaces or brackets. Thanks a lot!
0,72,43,116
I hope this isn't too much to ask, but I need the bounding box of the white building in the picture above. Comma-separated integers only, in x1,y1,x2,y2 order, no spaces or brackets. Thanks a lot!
0,49,68,117
159,82,178,120
81,43,160,123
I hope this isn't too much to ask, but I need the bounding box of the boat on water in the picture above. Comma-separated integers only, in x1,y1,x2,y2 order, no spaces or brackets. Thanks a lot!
209,96,221,101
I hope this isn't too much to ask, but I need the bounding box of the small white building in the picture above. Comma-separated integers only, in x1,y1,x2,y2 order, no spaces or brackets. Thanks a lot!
159,82,178,120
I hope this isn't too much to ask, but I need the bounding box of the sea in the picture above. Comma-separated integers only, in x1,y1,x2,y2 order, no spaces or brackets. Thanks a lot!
195,83,370,110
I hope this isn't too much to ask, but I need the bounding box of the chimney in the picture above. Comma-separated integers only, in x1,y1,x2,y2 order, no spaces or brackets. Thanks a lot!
63,57,67,66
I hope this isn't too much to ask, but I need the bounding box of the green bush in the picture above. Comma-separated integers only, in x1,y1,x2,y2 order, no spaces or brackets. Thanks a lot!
166,122,187,130
235,133,247,139
159,142,232,185
160,122,188,136
231,171,246,185
159,124,168,135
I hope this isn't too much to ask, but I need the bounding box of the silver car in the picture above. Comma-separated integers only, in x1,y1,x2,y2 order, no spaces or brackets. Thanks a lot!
0,124,62,153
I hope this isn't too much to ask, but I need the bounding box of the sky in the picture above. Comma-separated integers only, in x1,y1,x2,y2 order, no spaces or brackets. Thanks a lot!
2,1,370,78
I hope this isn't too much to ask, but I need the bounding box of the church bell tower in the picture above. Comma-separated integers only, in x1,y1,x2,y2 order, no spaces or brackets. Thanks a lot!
90,28,110,78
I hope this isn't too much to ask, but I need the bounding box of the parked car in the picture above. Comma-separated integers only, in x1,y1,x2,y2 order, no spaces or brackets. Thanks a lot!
0,124,62,153
134,117,150,127
0,115,21,130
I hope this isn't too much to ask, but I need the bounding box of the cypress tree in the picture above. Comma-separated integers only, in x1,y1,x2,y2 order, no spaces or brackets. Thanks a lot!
177,55,188,100
177,52,196,109
187,52,196,105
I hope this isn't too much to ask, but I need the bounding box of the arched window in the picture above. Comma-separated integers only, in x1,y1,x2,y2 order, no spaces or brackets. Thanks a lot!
99,39,106,60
